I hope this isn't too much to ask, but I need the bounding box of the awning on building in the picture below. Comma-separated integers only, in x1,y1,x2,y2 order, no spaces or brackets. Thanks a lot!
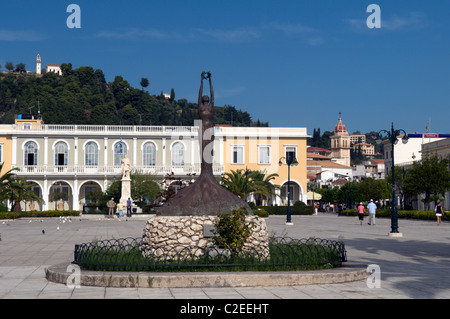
307,191,322,201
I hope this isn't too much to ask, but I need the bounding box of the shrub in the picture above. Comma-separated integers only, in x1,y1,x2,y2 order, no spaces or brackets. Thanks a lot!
0,210,80,220
253,208,269,218
340,209,445,221
256,205,314,215
213,207,255,253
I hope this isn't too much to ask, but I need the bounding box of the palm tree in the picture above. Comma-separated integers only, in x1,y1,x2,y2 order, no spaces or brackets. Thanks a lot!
0,164,44,211
0,162,18,206
220,169,251,200
10,178,44,212
220,169,279,204
250,170,279,206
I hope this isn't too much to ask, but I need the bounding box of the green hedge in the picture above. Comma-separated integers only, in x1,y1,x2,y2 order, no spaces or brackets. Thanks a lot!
0,210,80,220
256,204,314,216
340,209,448,221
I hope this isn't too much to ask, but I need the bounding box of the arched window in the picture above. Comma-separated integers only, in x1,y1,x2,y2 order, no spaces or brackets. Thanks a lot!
143,142,156,166
114,141,127,166
24,141,38,166
54,142,68,166
171,142,185,166
85,142,98,166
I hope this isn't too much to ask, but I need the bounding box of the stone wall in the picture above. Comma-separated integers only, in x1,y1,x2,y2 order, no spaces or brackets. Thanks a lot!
140,216,269,260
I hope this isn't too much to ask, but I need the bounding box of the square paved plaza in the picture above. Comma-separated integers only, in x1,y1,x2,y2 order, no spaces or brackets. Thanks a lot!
1,214,449,299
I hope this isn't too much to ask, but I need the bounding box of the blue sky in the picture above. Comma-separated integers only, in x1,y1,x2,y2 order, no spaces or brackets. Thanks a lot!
1,0,449,135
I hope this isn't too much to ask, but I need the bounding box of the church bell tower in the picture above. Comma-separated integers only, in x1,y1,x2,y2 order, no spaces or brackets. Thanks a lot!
36,54,41,75
330,113,351,167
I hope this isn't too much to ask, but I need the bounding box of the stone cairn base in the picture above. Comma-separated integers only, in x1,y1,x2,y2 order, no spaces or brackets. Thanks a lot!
140,216,270,260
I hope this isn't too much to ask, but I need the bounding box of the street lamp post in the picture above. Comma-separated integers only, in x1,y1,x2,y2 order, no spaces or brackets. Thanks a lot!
377,123,408,237
279,155,298,225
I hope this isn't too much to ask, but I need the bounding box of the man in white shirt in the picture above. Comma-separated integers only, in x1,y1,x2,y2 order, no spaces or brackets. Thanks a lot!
367,199,377,225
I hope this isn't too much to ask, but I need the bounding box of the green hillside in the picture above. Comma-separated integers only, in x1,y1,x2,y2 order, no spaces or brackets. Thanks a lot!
0,64,268,127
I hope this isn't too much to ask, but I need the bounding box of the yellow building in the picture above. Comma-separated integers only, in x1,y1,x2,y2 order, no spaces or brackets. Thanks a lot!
0,116,309,210
0,134,12,173
216,126,309,205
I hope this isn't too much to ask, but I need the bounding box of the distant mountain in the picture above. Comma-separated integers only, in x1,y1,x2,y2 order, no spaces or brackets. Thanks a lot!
0,64,269,127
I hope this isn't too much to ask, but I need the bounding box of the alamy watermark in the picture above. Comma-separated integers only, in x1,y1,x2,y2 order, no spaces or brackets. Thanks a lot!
66,264,81,289
367,4,381,29
66,4,81,29
366,264,381,289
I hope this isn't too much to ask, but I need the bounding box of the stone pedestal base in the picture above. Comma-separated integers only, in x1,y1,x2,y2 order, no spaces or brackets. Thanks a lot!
120,177,132,205
140,216,269,259
388,232,403,238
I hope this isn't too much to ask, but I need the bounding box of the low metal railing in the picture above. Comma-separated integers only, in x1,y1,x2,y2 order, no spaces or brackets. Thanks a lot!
73,237,347,272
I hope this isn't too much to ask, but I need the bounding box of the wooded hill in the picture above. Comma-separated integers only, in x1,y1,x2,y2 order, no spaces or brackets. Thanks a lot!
0,64,269,127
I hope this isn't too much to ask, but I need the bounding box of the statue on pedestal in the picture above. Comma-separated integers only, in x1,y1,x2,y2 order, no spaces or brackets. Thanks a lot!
121,155,131,179
120,155,132,205
157,72,251,216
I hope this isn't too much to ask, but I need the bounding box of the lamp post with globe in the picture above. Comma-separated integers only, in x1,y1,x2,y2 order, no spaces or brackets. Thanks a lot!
377,123,408,237
279,155,298,225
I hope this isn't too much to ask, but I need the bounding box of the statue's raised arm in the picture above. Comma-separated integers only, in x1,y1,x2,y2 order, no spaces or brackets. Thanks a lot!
208,74,214,107
199,71,213,107
198,73,204,106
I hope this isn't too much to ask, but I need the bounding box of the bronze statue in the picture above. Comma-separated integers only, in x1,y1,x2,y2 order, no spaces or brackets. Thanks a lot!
157,72,251,216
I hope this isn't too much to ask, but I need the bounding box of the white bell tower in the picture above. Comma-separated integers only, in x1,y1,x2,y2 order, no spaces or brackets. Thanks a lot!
36,54,41,75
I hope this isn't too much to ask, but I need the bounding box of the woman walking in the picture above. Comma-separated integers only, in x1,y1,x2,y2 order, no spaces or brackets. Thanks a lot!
435,202,443,226
358,202,365,226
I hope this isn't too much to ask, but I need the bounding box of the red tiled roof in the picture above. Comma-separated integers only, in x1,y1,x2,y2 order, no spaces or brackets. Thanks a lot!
307,146,332,152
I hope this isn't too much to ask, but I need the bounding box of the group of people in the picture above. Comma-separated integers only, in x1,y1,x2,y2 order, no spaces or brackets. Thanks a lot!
357,200,444,226
357,199,378,226
106,197,133,218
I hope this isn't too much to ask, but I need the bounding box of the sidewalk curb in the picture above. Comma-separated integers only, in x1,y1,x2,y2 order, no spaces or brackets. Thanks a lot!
46,262,368,288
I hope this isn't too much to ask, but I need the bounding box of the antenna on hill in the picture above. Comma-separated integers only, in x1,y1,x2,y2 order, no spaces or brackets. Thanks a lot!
426,118,431,133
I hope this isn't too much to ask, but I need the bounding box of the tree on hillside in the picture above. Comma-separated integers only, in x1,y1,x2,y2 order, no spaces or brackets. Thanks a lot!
170,88,175,103
5,61,14,71
0,64,268,127
309,128,332,149
15,63,26,72
61,63,73,76
140,77,149,91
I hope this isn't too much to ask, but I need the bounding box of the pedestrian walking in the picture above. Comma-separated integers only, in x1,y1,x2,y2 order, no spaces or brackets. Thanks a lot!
106,198,116,218
337,203,343,216
117,202,124,218
367,199,377,225
126,198,132,217
358,202,365,225
435,201,443,226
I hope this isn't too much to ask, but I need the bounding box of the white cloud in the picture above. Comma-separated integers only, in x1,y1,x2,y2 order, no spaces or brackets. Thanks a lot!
270,23,316,35
345,12,427,32
95,22,323,45
189,27,261,43
382,12,426,31
96,28,179,40
0,29,46,41
270,23,324,46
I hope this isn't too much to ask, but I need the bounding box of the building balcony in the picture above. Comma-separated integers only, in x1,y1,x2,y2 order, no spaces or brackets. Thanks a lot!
11,164,225,177
0,124,200,136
